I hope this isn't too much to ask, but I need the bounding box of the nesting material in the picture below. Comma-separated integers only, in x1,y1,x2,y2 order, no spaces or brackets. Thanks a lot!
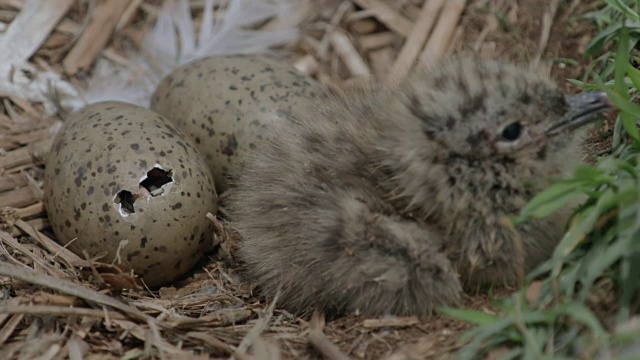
419,0,466,66
0,0,74,75
388,0,445,82
62,0,132,75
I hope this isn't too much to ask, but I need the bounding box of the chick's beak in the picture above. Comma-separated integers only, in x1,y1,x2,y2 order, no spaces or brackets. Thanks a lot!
545,91,612,137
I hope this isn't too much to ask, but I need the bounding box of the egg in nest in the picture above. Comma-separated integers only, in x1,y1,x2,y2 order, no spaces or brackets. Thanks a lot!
151,54,322,192
44,101,217,287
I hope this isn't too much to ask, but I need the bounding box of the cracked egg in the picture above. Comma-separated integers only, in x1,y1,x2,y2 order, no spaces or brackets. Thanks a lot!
43,101,217,287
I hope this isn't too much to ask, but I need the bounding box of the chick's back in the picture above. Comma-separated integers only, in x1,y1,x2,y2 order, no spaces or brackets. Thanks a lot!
229,83,450,316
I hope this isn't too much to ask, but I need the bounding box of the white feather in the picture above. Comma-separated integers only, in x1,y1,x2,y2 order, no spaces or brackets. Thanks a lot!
82,56,158,107
149,0,299,67
0,63,81,115
174,0,196,58
198,0,215,49
80,0,303,109
143,2,179,63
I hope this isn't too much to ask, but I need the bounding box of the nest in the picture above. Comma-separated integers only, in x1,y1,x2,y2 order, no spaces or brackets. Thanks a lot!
0,0,605,358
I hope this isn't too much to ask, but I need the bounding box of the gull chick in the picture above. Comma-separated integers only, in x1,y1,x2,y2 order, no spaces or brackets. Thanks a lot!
229,57,610,317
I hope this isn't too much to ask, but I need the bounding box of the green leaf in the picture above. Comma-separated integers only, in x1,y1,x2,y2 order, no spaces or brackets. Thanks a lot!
620,111,640,142
438,307,500,325
498,348,523,360
585,22,625,56
551,198,605,267
603,87,640,143
604,87,640,116
618,236,640,321
614,27,631,98
626,63,640,90
456,313,551,360
559,303,607,338
519,183,584,220
605,0,640,20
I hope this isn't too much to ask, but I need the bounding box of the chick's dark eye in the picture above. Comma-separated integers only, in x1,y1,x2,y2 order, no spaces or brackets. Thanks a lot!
501,122,522,141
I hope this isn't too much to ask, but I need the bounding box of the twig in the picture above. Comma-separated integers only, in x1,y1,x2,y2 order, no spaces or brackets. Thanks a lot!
350,0,413,37
472,12,498,52
0,0,74,75
446,25,465,56
0,138,53,171
13,219,91,268
14,202,45,218
0,304,128,320
294,55,320,77
0,174,28,193
329,31,371,78
63,0,131,74
0,313,23,347
0,262,168,360
419,0,466,67
308,312,350,360
369,47,395,80
164,308,254,329
362,316,419,328
116,0,144,31
0,231,67,278
530,0,561,69
187,331,236,355
232,296,279,359
10,218,48,237
358,32,397,51
389,0,445,82
317,1,354,61
0,186,40,209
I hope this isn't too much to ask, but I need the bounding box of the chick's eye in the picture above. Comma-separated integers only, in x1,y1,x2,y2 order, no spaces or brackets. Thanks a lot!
501,122,522,141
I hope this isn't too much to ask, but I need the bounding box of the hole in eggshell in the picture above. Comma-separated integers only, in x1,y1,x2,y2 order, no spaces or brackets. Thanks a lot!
115,190,136,214
113,167,174,216
140,167,173,196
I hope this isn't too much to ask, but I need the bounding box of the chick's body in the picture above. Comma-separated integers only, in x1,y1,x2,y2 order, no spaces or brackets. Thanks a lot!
230,57,587,317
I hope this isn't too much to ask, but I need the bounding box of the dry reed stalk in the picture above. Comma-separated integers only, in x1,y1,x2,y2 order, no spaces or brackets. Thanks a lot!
0,186,41,209
362,316,419,328
330,31,372,78
389,0,445,82
369,47,395,80
0,138,53,170
531,0,561,69
294,54,320,76
350,0,413,37
63,0,133,74
419,0,466,67
308,312,350,360
359,32,397,51
0,0,74,73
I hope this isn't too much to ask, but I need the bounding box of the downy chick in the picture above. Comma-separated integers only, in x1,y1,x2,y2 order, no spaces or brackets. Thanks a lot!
229,56,610,317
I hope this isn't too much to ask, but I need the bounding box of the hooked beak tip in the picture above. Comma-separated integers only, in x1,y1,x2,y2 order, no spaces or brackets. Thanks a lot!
565,91,611,111
546,91,612,136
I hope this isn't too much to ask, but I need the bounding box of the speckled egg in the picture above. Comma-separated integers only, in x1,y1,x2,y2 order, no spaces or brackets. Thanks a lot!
150,54,322,192
44,101,217,287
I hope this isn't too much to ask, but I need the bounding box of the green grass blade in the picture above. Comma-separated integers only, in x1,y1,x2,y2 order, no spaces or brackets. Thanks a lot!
605,0,640,20
438,307,500,325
